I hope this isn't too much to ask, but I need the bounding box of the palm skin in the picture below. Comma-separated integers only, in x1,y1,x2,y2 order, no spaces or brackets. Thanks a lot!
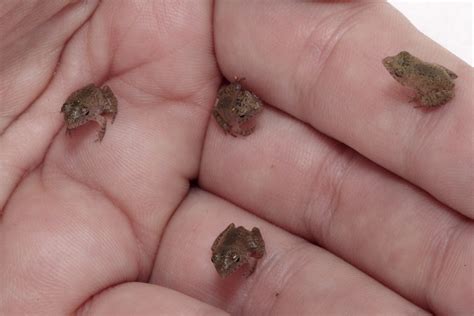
0,1,472,315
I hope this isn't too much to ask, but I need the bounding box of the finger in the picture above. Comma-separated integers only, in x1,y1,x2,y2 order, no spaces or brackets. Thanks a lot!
0,0,99,133
78,282,227,316
214,1,473,217
200,107,474,314
0,172,139,314
0,176,225,316
0,0,98,211
150,190,428,315
1,1,218,313
42,0,216,274
3,0,217,250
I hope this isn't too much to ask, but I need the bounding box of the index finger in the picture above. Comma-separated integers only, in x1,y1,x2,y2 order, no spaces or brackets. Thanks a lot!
214,1,473,217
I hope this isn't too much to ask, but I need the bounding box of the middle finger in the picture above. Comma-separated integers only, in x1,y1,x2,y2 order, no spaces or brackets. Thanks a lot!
200,106,473,314
150,189,426,315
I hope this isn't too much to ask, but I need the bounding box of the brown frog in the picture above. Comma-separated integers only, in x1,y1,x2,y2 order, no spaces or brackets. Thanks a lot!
382,51,457,107
211,223,265,278
212,77,263,136
61,83,118,142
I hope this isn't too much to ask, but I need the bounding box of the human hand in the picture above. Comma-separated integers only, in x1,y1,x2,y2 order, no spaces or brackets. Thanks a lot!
1,1,472,315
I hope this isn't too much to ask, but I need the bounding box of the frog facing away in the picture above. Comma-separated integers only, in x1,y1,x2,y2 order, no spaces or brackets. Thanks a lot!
212,77,263,136
211,223,265,278
61,83,118,142
382,51,457,107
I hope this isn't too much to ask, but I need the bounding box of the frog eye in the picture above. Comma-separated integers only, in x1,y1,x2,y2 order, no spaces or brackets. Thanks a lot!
232,254,240,263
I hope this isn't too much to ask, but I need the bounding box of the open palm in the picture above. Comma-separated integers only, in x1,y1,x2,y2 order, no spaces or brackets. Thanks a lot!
1,1,472,315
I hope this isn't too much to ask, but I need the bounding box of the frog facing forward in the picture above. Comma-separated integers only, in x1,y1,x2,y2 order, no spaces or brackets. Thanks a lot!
61,83,118,142
213,77,263,136
382,51,457,107
211,223,265,278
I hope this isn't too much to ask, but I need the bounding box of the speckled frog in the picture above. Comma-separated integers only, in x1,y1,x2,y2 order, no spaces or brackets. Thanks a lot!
382,51,457,107
211,223,265,278
212,77,263,136
61,83,118,142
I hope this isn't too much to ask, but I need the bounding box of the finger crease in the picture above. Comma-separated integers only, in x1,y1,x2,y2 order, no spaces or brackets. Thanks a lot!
424,220,469,313
294,2,383,121
302,142,357,247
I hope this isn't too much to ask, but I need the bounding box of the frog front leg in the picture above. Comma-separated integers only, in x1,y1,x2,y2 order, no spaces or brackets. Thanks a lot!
92,115,107,142
232,126,255,137
212,109,234,136
101,85,118,123
232,118,258,137
249,227,265,259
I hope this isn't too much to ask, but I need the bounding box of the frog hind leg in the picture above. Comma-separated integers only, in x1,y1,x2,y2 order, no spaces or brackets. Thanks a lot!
438,64,458,79
101,85,118,123
419,89,454,107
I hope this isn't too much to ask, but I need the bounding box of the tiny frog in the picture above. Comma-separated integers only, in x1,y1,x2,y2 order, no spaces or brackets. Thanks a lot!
211,223,265,278
212,77,263,136
382,51,457,107
61,83,118,142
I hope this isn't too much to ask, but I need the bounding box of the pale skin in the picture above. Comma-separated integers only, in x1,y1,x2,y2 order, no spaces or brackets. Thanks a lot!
0,1,472,315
